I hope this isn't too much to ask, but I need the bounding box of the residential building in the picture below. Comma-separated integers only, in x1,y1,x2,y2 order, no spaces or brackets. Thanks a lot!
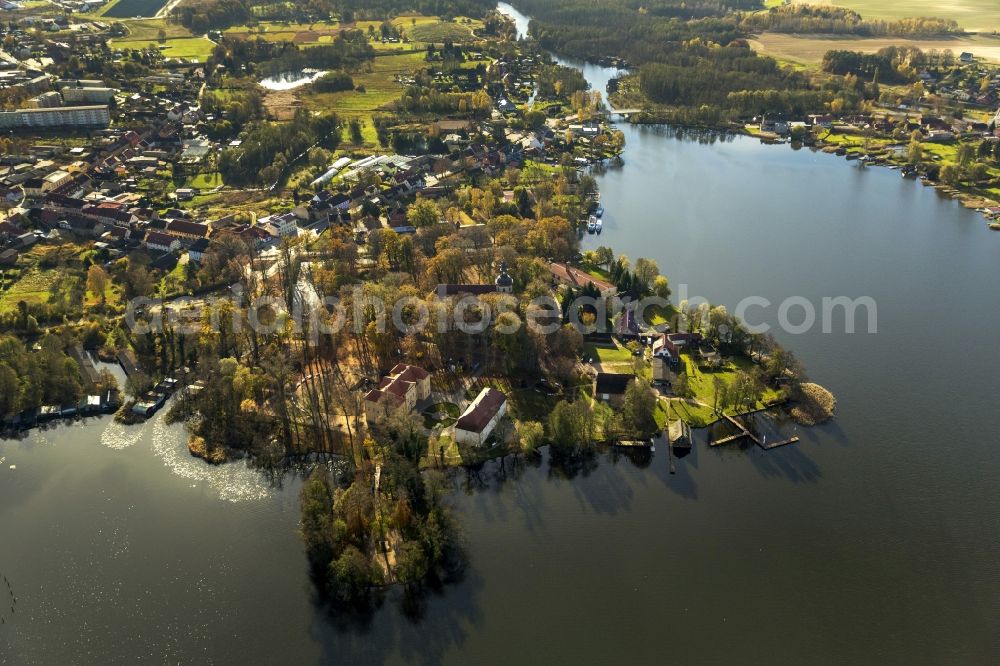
0,105,110,130
653,331,703,362
259,212,298,238
364,364,432,421
144,230,180,253
61,87,116,105
594,372,635,405
26,91,61,108
454,388,508,447
187,237,210,262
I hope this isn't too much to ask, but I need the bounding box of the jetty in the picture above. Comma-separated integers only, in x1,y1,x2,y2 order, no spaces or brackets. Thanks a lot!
710,413,799,450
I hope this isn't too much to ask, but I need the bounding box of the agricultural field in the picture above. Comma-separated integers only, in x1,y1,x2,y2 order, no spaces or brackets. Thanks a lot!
792,0,1000,33
750,32,1000,65
102,0,168,19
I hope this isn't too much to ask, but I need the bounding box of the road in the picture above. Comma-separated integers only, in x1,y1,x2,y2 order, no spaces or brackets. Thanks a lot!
154,0,184,19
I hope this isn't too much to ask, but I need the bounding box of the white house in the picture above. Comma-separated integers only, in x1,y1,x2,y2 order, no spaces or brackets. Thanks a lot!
259,212,299,238
454,388,507,447
144,231,180,253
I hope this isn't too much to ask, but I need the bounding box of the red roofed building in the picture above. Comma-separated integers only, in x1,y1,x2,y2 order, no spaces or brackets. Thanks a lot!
549,262,617,296
364,364,432,422
454,388,507,447
653,331,703,361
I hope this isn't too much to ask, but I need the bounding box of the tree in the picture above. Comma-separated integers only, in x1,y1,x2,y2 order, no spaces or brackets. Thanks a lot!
157,28,167,44
673,371,692,399
907,136,923,165
407,199,439,228
621,378,657,436
633,257,659,293
349,117,364,145
652,275,671,301
394,541,429,585
86,264,109,305
0,363,19,418
547,399,586,451
516,420,544,456
594,246,614,268
329,545,377,605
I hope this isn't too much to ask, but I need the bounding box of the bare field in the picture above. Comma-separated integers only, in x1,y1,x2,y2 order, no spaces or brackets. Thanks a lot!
750,32,1000,64
791,0,1000,33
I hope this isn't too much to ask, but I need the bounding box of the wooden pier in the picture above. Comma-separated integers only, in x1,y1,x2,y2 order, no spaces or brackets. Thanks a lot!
710,413,799,450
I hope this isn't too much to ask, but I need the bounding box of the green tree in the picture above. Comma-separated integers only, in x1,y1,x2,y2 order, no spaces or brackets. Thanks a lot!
407,199,439,228
395,541,429,585
329,545,377,605
621,377,657,436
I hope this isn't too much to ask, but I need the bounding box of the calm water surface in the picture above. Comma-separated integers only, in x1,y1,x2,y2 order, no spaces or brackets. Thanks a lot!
2,5,999,663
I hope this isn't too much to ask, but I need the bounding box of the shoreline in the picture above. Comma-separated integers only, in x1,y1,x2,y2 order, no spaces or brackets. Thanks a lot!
611,113,1000,226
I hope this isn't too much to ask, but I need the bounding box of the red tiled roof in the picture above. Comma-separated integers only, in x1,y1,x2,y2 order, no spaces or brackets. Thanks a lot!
391,364,429,382
549,262,615,293
455,388,506,434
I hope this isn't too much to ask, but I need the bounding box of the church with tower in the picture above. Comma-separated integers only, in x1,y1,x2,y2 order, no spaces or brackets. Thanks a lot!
434,261,516,298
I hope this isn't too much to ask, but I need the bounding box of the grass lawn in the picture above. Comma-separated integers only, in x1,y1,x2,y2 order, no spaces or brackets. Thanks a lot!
584,341,634,365
667,398,719,429
112,36,215,61
520,160,562,181
678,353,783,426
0,268,59,314
422,401,460,429
120,18,193,40
184,172,223,189
408,20,478,44
302,51,426,146
469,375,560,422
159,257,189,296
576,260,613,282
85,281,122,310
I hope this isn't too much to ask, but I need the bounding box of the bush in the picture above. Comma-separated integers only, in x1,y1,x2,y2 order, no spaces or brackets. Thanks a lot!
313,71,355,93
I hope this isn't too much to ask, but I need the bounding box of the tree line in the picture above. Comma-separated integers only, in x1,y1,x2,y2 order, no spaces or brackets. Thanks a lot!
741,4,962,37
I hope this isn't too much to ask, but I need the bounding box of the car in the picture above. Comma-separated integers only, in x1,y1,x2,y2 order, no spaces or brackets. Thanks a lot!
535,379,562,395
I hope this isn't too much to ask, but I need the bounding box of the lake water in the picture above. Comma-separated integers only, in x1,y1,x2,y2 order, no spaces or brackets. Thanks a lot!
2,4,999,663
259,70,329,91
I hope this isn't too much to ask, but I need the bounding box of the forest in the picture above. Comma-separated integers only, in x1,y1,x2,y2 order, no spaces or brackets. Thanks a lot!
218,109,342,186
821,47,928,85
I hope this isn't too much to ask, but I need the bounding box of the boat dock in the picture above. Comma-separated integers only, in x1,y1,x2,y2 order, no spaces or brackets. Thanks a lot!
711,414,799,450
